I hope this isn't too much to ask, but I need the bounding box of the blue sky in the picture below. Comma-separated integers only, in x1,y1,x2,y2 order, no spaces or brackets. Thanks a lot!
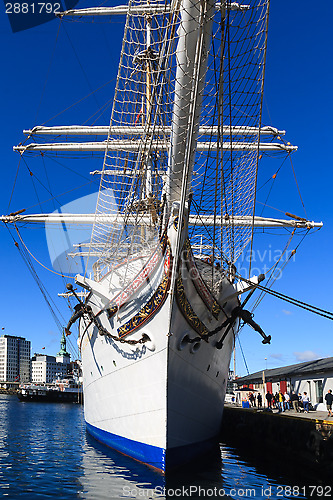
0,1,332,374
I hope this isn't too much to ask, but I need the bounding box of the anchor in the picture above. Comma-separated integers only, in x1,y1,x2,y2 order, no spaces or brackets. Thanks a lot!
215,274,271,348
64,283,92,335
215,306,271,349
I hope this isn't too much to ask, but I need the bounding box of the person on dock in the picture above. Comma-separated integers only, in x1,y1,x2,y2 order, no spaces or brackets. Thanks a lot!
278,391,285,412
284,392,290,410
324,389,333,418
257,393,262,408
249,392,256,407
302,392,310,413
290,391,300,412
265,391,272,408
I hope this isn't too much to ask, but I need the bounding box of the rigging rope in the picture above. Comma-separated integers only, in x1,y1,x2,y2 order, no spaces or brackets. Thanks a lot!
288,152,308,219
23,179,95,212
61,21,109,124
258,156,288,216
226,3,235,263
34,20,62,126
238,274,333,321
5,225,78,357
7,154,23,212
249,230,296,311
22,155,55,206
237,336,250,375
5,228,63,329
248,0,270,278
37,77,116,128
249,228,310,313
13,224,73,279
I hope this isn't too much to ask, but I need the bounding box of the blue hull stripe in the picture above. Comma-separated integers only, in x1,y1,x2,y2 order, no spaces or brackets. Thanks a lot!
86,422,165,471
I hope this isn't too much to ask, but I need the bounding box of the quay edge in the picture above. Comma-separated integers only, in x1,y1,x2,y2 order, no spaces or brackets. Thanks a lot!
221,405,333,476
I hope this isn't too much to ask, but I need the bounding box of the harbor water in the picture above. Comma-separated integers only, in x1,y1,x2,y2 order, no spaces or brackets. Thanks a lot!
0,394,330,499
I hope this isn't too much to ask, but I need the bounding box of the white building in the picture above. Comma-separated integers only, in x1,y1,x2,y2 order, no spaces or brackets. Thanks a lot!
31,332,71,384
0,335,31,383
31,354,61,383
236,357,333,407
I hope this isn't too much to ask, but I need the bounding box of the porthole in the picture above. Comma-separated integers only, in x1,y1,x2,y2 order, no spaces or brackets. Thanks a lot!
216,371,219,378
190,342,201,354
177,334,190,351
207,365,210,372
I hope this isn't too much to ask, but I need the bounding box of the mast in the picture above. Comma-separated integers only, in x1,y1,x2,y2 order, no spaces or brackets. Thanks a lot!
166,0,215,207
145,6,153,197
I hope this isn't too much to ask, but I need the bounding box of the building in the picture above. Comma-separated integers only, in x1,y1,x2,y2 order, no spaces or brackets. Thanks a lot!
56,331,71,366
0,335,31,385
235,357,333,407
31,354,61,383
31,331,71,384
236,357,333,406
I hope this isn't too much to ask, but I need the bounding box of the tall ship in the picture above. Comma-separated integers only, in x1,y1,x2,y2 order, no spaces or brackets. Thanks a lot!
1,0,322,473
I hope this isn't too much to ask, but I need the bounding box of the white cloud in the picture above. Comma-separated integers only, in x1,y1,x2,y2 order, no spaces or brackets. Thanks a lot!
293,350,320,362
282,309,292,315
270,353,284,360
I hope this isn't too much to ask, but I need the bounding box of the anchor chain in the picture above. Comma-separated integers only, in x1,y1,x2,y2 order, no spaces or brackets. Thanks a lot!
65,284,149,346
182,274,270,348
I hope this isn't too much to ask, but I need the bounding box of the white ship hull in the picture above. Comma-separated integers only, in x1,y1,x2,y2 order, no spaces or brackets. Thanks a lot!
77,231,239,473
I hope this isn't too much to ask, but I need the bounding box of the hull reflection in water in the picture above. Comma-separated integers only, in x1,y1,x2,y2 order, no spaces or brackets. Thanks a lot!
82,432,318,500
79,434,224,499
80,432,166,499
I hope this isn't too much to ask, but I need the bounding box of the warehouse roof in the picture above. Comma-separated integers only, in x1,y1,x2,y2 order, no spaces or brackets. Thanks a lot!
236,357,333,385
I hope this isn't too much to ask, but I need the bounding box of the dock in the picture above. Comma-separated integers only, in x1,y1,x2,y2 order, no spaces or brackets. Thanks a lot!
222,404,333,475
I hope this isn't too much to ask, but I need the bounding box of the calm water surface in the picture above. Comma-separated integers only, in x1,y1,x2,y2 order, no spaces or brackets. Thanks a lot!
0,395,329,499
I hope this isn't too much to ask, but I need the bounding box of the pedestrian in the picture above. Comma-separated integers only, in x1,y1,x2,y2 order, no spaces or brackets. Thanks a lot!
257,393,262,408
278,391,285,412
298,393,303,411
302,392,310,413
325,389,333,418
249,392,255,407
290,391,299,412
265,391,272,408
284,392,290,410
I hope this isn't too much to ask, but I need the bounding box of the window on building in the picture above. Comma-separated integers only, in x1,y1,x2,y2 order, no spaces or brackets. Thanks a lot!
307,381,312,403
315,380,323,404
